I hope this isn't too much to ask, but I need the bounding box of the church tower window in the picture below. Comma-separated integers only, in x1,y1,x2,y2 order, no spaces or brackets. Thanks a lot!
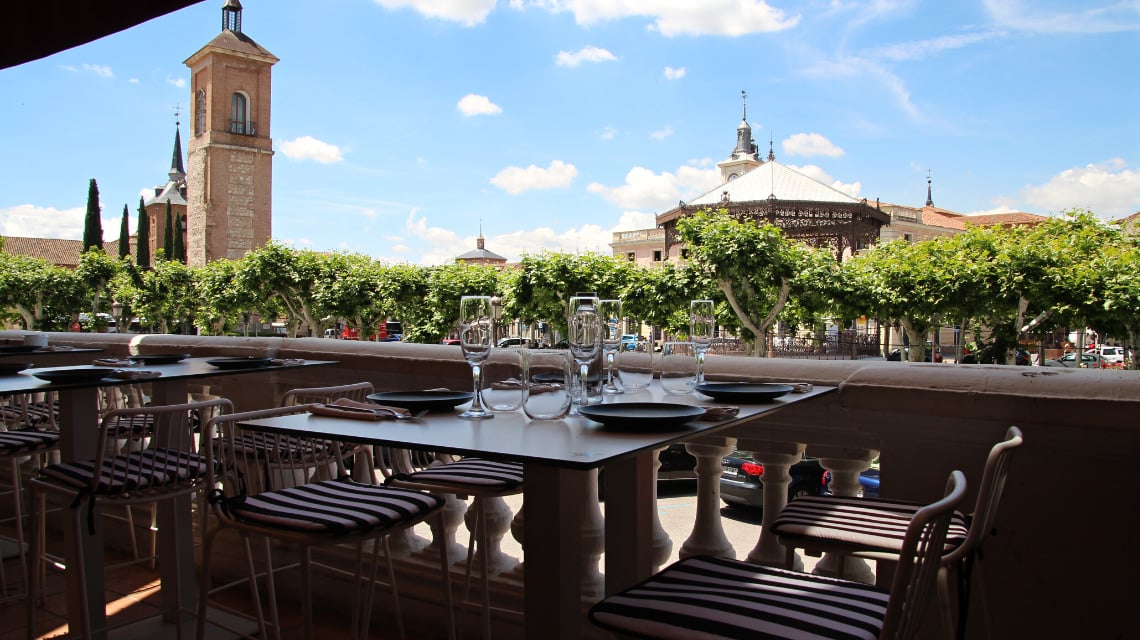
230,92,252,135
195,90,206,135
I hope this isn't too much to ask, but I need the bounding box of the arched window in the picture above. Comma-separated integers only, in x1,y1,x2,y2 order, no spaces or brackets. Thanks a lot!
230,92,250,135
195,90,206,135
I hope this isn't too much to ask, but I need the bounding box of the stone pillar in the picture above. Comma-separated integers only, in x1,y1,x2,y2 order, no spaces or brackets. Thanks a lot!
680,436,737,559
738,440,805,567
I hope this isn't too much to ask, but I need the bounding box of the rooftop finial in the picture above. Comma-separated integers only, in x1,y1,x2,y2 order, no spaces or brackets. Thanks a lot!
222,0,243,33
926,169,934,206
741,89,748,122
768,134,775,161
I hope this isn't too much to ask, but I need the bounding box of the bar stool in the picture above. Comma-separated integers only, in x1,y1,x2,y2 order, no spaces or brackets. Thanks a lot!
26,398,233,639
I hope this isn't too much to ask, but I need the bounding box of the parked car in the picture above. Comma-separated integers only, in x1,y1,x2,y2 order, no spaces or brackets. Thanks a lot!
1089,346,1126,367
496,336,529,348
620,334,641,351
1042,352,1104,368
442,338,461,346
720,452,880,510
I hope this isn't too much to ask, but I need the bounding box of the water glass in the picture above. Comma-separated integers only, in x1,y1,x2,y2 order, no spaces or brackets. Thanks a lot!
567,296,601,411
690,299,715,384
615,341,654,392
598,299,623,394
660,341,698,395
480,348,525,412
522,349,573,421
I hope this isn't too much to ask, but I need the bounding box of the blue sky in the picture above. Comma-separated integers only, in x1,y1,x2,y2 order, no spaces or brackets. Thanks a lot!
1,0,1137,265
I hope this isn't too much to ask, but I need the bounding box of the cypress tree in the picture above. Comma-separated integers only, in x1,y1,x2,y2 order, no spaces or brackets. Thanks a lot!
136,197,150,267
172,214,185,263
82,178,103,252
163,200,174,260
118,204,130,258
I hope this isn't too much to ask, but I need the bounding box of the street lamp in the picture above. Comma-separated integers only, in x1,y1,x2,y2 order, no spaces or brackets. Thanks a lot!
490,295,502,342
111,300,124,333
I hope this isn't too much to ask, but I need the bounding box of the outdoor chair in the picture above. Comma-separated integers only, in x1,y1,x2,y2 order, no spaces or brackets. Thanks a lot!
588,469,967,640
198,404,455,640
383,456,524,639
771,426,1023,640
26,397,234,640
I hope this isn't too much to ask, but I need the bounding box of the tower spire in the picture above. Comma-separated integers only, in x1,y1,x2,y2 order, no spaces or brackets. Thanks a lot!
222,0,243,33
768,134,775,161
925,169,934,206
170,106,185,179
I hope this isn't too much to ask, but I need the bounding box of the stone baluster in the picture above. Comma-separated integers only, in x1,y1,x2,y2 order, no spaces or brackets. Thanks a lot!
680,436,737,559
465,495,519,574
738,440,806,568
650,447,673,570
809,448,879,583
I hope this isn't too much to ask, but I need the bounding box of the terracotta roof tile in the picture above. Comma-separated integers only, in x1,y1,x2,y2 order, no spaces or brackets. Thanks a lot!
2,235,136,268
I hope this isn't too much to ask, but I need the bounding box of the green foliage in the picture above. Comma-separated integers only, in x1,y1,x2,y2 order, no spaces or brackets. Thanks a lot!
506,251,633,333
136,197,150,268
118,204,130,259
171,213,185,263
82,178,103,253
0,252,85,330
163,201,174,260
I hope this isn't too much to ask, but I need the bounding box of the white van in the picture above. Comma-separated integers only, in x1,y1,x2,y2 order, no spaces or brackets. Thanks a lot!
1089,346,1125,366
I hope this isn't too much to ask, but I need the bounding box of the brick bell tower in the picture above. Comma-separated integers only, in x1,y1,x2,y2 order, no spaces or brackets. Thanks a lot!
183,0,278,266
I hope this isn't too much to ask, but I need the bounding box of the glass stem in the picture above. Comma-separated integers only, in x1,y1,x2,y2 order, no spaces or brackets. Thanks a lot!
697,350,706,384
579,363,590,407
470,363,486,413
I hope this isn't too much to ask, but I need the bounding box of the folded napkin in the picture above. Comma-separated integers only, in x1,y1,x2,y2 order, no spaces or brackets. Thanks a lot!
788,383,814,394
41,345,75,352
93,358,139,367
525,383,562,395
309,398,410,421
270,358,307,366
490,379,524,390
700,406,740,421
108,370,161,381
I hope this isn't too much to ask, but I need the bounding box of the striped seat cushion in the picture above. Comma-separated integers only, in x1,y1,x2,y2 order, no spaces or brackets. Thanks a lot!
771,494,969,554
589,555,890,640
104,414,156,437
0,401,59,427
398,458,524,491
230,432,334,461
224,479,444,534
0,429,60,455
40,449,210,494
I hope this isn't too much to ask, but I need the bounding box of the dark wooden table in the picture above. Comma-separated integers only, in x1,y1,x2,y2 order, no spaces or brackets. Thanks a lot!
240,382,835,639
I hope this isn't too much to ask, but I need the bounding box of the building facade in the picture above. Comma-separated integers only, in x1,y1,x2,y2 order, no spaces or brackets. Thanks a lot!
183,0,276,266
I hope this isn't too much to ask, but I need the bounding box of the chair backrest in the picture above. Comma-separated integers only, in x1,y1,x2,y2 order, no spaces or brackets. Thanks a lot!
947,426,1023,564
281,382,374,407
204,404,345,499
81,397,233,495
880,470,967,640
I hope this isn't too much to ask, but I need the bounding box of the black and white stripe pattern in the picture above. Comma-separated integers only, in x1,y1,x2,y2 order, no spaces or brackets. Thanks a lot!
0,428,60,454
39,449,209,494
225,479,444,534
771,494,969,553
0,400,59,427
397,457,524,491
589,555,890,640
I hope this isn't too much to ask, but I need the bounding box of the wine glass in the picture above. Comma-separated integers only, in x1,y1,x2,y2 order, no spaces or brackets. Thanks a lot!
690,299,715,384
567,295,601,411
458,295,494,420
597,299,623,394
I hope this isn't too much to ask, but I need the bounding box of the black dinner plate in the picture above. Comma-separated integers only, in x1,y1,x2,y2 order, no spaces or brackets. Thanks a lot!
0,362,33,375
0,345,42,354
27,367,119,384
128,353,190,365
205,357,273,370
366,390,474,412
694,382,795,403
577,402,706,429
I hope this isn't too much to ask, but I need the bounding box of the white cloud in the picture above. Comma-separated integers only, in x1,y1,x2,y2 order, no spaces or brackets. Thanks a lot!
166,76,186,88
457,93,503,116
965,205,1019,216
791,164,862,198
371,0,498,26
600,127,618,140
587,163,721,211
783,133,844,158
0,204,85,239
650,126,674,141
864,32,1003,62
128,78,140,84
531,0,800,36
1020,159,1140,217
59,63,112,78
982,0,1140,34
555,46,617,67
664,66,686,80
490,160,578,195
278,136,344,164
